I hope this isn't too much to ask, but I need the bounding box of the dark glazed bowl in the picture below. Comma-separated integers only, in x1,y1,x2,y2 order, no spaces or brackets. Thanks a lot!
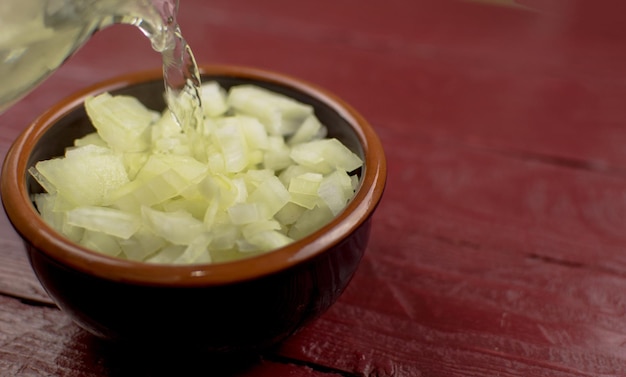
0,65,386,353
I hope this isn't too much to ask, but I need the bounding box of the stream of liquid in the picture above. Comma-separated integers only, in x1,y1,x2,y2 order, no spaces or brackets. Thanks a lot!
0,0,203,130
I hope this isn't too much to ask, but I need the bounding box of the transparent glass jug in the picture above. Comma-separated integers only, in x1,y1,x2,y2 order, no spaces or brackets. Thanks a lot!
0,0,179,113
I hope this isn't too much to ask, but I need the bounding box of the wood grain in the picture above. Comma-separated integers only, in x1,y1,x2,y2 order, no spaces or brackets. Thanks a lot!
0,237,50,305
0,295,345,376
174,0,626,169
274,134,626,376
3,0,626,376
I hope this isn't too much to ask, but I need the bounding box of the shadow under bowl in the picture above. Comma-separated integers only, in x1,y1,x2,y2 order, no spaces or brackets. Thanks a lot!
0,65,386,353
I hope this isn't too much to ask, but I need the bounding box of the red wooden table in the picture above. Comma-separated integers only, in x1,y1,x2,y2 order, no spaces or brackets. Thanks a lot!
3,0,626,375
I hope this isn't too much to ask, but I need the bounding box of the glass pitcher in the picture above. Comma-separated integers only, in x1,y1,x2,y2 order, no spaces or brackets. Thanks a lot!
0,0,179,113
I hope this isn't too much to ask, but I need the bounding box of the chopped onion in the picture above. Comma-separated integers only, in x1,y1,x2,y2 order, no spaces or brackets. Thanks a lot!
31,82,363,264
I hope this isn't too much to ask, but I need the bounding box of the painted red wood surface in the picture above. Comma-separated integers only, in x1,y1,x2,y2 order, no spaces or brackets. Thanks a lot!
3,0,626,375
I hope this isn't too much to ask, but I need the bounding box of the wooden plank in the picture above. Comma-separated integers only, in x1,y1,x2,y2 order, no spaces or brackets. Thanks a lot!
272,132,626,376
0,237,50,305
376,131,626,270
171,0,626,171
0,143,51,305
286,257,626,376
0,294,344,376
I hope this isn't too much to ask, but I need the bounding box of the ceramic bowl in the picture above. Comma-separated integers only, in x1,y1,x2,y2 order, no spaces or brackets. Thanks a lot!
0,65,386,353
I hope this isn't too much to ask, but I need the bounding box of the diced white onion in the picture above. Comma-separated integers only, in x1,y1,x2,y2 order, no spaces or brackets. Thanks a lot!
31,84,363,264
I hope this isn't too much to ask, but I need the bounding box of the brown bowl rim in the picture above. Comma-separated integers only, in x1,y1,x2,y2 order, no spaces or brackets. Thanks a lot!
1,64,386,287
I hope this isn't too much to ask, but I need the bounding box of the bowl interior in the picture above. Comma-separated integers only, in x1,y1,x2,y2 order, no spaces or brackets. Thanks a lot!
26,73,365,198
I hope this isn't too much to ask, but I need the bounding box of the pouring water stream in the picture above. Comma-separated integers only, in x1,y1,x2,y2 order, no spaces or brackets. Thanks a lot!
0,0,202,130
